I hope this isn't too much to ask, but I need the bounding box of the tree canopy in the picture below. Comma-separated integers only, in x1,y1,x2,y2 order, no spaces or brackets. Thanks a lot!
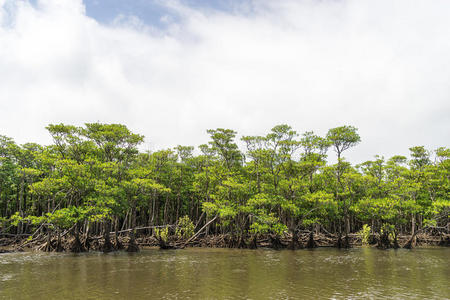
0,123,448,251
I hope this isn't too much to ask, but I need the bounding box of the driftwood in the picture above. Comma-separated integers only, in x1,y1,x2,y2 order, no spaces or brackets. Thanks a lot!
110,225,175,235
404,226,428,249
194,212,206,231
182,215,218,248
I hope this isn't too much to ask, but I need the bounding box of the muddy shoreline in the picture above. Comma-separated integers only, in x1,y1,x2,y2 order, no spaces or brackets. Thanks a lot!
1,232,449,254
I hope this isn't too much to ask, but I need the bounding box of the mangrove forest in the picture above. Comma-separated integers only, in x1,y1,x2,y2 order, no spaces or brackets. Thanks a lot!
0,123,449,252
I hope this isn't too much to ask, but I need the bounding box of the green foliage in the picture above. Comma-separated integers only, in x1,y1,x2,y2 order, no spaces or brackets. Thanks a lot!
249,213,287,235
47,206,89,229
380,223,396,241
0,123,448,245
9,212,22,226
9,212,46,228
176,215,195,239
358,224,371,245
0,216,6,227
326,125,361,157
155,226,169,242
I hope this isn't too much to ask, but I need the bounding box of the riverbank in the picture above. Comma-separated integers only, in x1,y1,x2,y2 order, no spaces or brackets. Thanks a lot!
1,232,449,253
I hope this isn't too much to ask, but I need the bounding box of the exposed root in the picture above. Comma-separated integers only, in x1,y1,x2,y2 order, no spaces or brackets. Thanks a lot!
343,235,351,248
157,238,174,250
336,234,343,249
403,235,416,249
237,235,247,249
392,236,400,249
55,232,64,252
248,235,258,249
70,234,86,253
377,232,391,249
2,231,447,253
306,232,317,249
269,235,285,250
288,231,303,250
127,232,140,252
44,232,52,252
438,234,450,246
115,233,124,250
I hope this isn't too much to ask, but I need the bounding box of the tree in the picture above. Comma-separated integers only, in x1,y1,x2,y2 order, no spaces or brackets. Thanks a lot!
326,125,361,243
2,122,448,252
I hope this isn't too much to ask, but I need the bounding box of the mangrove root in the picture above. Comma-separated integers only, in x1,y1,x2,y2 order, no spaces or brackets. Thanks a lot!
306,232,317,249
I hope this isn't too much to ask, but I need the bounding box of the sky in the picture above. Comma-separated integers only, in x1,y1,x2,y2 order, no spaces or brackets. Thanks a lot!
0,0,449,163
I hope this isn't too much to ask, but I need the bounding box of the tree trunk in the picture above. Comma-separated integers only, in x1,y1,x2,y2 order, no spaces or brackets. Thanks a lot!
126,200,139,252
288,229,302,250
55,230,63,252
126,229,139,252
83,221,91,251
345,211,350,236
114,217,123,250
406,213,417,248
70,224,85,253
306,231,317,248
270,234,284,250
248,234,258,249
44,227,52,252
102,220,113,253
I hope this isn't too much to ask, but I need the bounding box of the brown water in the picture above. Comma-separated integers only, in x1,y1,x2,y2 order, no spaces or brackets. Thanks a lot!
0,248,449,299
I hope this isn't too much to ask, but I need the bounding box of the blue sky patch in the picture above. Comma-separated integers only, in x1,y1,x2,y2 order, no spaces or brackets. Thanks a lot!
83,0,238,27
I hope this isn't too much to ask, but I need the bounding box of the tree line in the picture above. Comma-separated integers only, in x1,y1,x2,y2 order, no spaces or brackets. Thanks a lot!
0,123,448,250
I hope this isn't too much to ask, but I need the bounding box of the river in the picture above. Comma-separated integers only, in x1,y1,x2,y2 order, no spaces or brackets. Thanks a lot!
1,248,449,299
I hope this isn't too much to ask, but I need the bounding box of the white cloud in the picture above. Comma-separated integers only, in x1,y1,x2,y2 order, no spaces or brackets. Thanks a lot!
0,0,449,162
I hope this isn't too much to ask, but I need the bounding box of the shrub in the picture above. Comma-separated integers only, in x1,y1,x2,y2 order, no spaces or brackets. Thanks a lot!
358,224,371,245
155,226,169,242
176,215,195,239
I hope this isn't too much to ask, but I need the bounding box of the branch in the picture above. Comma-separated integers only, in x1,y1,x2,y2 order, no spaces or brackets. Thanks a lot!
182,215,218,248
110,225,175,235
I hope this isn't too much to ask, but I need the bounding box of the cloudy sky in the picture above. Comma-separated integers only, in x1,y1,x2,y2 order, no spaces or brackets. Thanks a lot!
0,0,449,162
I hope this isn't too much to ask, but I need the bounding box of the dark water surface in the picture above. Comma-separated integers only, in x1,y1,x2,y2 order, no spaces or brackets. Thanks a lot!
1,248,449,299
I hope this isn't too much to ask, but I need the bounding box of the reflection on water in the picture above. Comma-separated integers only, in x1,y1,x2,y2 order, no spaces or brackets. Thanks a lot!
1,248,449,299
